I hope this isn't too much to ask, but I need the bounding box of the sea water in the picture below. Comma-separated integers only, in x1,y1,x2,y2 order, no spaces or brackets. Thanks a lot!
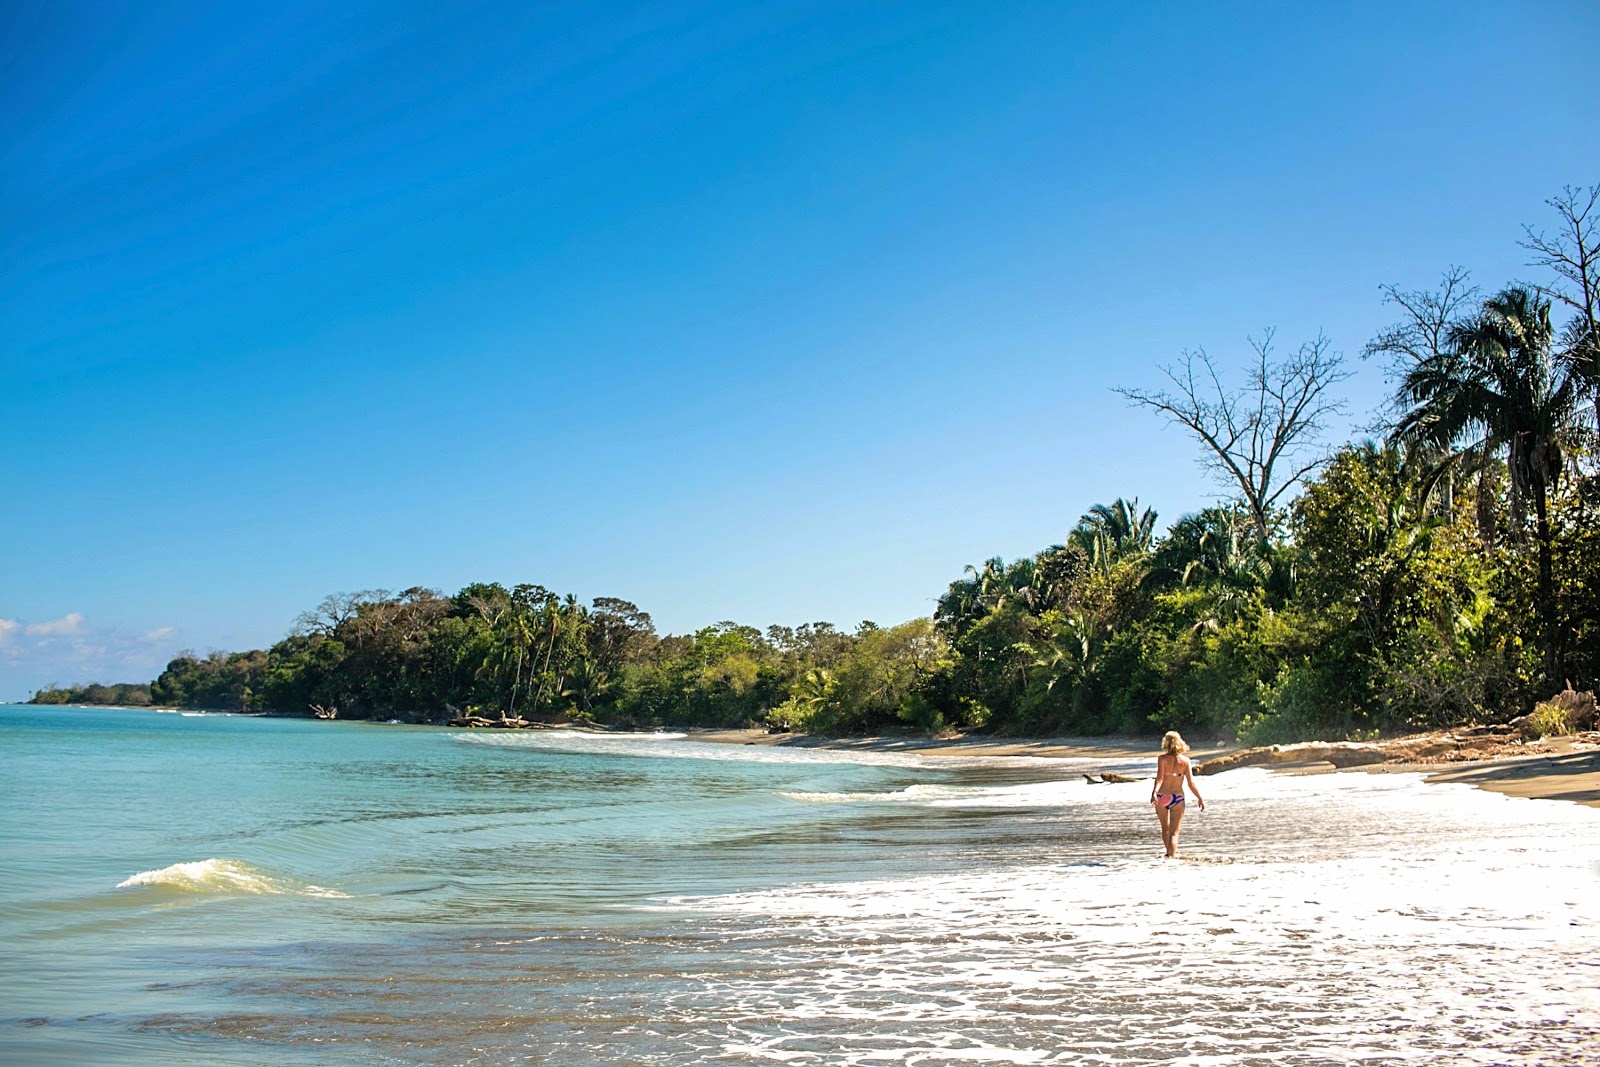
1,705,1596,1065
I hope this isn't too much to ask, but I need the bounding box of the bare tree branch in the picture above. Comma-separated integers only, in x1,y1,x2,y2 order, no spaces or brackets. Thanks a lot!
1521,184,1600,320
1363,267,1479,371
292,590,390,637
1521,183,1600,428
1116,332,1351,540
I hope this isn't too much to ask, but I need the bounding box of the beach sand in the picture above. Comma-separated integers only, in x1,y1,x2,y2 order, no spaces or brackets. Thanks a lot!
1419,749,1600,807
681,727,1600,807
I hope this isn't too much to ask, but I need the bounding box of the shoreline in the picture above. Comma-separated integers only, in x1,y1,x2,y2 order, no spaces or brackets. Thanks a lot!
19,706,1599,809
680,727,1600,808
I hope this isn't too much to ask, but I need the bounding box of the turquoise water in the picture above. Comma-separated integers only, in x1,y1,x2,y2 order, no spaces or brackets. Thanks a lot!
3,705,1598,1065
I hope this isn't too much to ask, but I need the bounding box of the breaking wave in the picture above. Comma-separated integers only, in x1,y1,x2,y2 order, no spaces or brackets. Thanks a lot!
116,859,348,898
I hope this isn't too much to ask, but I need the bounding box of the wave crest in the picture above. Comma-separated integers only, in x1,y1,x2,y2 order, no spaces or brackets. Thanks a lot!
116,859,348,898
781,780,1095,807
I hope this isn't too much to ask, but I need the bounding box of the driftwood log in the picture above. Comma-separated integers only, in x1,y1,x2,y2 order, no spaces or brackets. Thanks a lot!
1513,687,1598,736
447,714,561,729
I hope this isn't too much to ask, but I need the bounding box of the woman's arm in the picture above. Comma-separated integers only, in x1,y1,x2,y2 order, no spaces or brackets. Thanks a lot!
1183,760,1205,810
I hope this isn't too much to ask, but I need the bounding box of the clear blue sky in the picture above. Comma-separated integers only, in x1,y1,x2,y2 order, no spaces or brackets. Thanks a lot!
3,1,1597,698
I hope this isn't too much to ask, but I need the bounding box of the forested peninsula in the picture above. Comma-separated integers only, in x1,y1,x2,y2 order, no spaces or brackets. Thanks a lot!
35,188,1600,743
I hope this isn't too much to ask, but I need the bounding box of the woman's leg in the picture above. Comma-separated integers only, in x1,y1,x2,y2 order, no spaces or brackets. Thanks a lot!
1155,803,1173,857
1166,802,1186,858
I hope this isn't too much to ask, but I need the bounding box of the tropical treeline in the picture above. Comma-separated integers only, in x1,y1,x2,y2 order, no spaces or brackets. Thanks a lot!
30,682,153,706
135,590,943,731
33,186,1600,741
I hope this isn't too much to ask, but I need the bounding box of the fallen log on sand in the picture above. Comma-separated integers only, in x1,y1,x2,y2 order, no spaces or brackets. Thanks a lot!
447,714,566,729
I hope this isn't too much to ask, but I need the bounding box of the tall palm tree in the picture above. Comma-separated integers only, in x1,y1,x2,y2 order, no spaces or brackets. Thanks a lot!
1150,505,1295,621
934,575,983,637
504,610,534,715
1392,286,1585,678
1070,498,1158,571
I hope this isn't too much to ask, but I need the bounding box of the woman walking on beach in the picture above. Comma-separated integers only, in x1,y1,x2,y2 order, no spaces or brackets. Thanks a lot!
1151,731,1204,858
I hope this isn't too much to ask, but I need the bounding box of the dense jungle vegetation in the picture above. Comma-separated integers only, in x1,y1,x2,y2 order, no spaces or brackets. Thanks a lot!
35,187,1600,742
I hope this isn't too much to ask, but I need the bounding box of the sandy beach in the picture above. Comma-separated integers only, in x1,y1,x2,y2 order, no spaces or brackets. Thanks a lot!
1419,749,1600,807
682,727,1600,807
11,705,1600,1066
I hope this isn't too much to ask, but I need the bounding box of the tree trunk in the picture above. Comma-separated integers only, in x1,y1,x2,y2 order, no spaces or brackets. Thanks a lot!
531,619,558,713
508,646,524,714
1533,482,1560,683
1475,466,1497,549
1509,477,1527,543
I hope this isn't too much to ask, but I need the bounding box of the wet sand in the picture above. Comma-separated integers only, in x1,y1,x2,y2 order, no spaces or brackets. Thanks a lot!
681,728,1600,807
1418,749,1600,808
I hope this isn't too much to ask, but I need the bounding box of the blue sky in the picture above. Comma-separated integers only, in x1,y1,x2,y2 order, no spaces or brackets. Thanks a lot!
3,1,1598,698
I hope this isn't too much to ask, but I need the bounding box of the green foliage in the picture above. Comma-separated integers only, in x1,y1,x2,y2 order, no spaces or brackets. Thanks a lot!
1526,701,1572,738
1241,660,1364,745
152,651,268,710
896,693,946,734
1549,469,1600,686
29,682,153,706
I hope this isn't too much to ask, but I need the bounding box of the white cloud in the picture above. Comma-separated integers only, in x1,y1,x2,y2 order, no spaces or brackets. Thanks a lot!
25,612,85,637
0,614,186,698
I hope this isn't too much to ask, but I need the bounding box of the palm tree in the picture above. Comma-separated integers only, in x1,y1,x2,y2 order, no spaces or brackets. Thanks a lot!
1149,505,1295,624
934,575,983,637
1073,498,1158,554
1029,544,1086,612
1070,498,1158,574
525,591,562,714
1392,286,1585,678
560,658,612,715
503,610,534,715
795,668,835,713
970,557,1007,609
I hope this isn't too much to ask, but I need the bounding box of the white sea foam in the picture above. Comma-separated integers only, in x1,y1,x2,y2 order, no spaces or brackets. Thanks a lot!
456,728,1099,772
116,859,348,898
781,783,975,804
657,771,1600,1065
782,779,1103,807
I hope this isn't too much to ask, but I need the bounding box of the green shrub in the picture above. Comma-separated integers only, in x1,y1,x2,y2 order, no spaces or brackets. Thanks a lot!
762,698,802,733
1525,702,1571,738
1239,660,1364,745
897,693,945,734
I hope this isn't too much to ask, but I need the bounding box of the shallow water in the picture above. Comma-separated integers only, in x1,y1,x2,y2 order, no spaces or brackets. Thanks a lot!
2,705,1597,1065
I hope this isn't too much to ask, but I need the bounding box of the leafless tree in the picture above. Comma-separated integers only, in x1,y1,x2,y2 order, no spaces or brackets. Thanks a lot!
293,590,389,637
1521,183,1600,429
1363,266,1479,376
1117,330,1350,542
1361,267,1482,522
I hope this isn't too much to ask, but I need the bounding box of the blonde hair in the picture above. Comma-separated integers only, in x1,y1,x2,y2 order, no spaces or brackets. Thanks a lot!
1161,731,1189,755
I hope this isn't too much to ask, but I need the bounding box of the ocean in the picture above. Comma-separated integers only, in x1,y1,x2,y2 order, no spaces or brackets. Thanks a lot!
1,704,1597,1065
